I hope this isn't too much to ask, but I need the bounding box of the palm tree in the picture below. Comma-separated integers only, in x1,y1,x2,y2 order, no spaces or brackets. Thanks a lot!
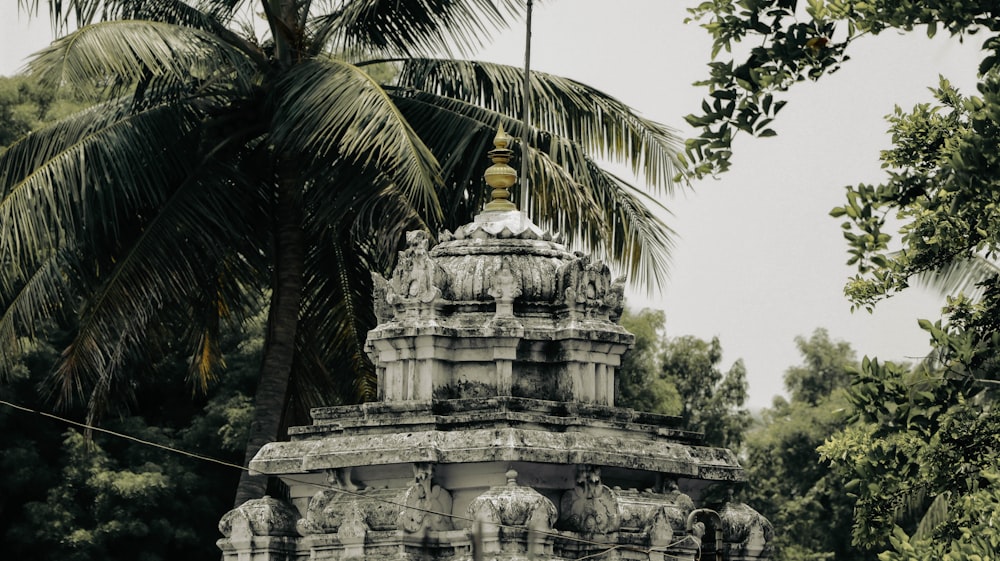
1,0,684,505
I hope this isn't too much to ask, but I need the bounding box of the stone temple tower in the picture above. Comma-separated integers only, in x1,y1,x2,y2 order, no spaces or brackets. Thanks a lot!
218,127,772,561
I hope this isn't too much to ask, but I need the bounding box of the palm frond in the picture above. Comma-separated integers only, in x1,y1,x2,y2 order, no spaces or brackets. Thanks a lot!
27,19,257,96
0,98,207,273
914,491,950,540
0,249,78,379
310,0,523,59
599,170,676,291
394,58,686,192
390,92,675,289
27,0,247,30
916,255,1000,301
53,157,265,408
183,252,265,395
294,223,380,406
304,160,428,269
270,58,444,226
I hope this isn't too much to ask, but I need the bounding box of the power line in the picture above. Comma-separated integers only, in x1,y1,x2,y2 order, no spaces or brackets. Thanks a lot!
0,398,704,559
0,398,246,471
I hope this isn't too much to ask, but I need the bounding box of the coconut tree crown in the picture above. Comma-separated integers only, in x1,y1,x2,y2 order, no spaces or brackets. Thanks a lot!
2,0,685,504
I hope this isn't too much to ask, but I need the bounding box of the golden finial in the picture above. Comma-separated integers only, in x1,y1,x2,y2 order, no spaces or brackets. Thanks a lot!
483,124,518,212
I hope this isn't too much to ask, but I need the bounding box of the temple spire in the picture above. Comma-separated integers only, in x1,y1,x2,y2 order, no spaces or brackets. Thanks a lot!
483,124,518,212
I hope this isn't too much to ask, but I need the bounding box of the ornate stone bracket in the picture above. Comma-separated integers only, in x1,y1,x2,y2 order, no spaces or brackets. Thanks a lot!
467,470,557,558
218,496,300,561
719,498,774,560
557,465,621,534
399,462,454,533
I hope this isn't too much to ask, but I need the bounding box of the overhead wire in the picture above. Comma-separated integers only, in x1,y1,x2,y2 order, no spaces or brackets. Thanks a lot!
0,397,706,560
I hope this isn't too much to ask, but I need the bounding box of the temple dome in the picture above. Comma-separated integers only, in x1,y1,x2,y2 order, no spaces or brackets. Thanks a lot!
431,210,575,304
371,125,626,324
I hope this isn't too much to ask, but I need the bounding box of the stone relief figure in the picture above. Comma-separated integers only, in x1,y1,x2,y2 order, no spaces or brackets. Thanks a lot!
605,276,626,321
399,462,454,533
296,468,358,535
660,477,695,512
689,520,706,549
556,255,624,320
558,465,620,534
488,257,522,320
338,501,369,553
387,231,445,308
371,272,394,324
647,506,675,549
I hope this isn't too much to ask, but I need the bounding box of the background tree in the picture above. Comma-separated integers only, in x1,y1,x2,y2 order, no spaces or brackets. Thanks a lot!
0,74,87,149
2,0,685,505
617,311,749,449
684,1,1000,557
0,321,256,561
617,308,682,415
744,328,872,561
784,328,855,405
662,334,750,449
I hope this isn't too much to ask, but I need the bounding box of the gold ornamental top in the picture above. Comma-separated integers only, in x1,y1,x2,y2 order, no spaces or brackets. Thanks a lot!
483,124,518,212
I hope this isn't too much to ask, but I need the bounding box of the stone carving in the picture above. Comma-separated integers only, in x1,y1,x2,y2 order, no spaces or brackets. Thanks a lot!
297,468,360,535
387,231,445,308
219,495,299,540
558,465,620,534
660,478,695,512
372,272,394,324
606,276,626,321
556,255,625,320
647,507,674,548
719,498,773,558
399,462,454,533
689,520,706,549
467,470,558,530
338,501,368,556
617,481,692,540
488,257,522,319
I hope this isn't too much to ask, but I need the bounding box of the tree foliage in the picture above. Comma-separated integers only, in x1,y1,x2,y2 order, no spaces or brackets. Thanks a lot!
744,329,871,561
662,334,750,449
819,354,1000,557
617,308,682,416
617,309,748,448
688,2,1000,558
0,75,88,150
0,323,257,561
785,328,856,405
2,0,685,504
684,0,1000,178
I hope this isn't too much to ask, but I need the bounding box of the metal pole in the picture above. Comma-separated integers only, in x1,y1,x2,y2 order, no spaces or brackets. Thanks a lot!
520,0,533,212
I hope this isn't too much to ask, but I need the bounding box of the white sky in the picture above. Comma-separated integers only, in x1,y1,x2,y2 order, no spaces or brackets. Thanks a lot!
1,2,985,409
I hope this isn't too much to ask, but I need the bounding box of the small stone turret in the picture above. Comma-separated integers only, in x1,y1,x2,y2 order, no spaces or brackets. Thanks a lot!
368,123,628,405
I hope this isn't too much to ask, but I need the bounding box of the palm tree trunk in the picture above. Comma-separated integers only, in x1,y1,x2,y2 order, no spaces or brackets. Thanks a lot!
234,174,304,506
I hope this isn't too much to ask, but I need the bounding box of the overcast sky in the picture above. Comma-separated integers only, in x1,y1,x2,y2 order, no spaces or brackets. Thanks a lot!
0,2,985,408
